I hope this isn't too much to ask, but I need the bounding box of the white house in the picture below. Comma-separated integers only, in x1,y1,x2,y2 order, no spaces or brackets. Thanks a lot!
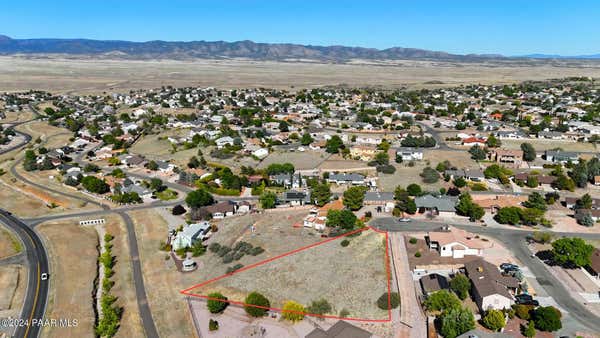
465,259,518,311
426,226,490,258
396,148,423,161
252,148,269,159
215,136,234,148
172,222,212,250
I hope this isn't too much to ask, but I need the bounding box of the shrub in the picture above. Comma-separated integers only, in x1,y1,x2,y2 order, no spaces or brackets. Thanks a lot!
424,290,461,312
449,274,471,300
532,306,562,332
172,204,186,215
250,247,265,256
414,251,421,257
282,300,306,322
339,309,350,318
513,304,534,320
208,242,221,253
244,292,270,317
341,239,350,247
377,292,400,310
207,292,229,314
222,253,234,264
409,237,417,244
226,264,244,274
217,246,231,257
233,252,245,261
307,299,332,316
208,319,219,331
482,309,506,331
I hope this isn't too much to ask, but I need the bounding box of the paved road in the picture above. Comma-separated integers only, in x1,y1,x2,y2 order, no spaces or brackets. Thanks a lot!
0,209,49,338
0,104,39,155
370,217,600,333
118,212,159,338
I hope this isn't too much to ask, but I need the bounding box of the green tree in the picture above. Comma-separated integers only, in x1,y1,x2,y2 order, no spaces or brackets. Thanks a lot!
343,186,367,210
440,307,476,338
524,320,536,337
523,192,547,211
521,143,536,161
185,189,214,209
81,176,110,194
406,183,422,196
187,156,200,169
394,186,417,215
377,292,400,310
311,183,331,206
469,145,487,161
259,191,277,209
486,134,501,148
532,306,562,332
482,309,506,331
575,193,593,210
300,133,314,146
325,135,344,154
495,206,522,225
207,292,229,313
244,292,270,317
424,290,461,312
570,160,589,188
449,274,471,300
551,237,594,268
420,166,440,183
453,177,467,188
326,209,357,229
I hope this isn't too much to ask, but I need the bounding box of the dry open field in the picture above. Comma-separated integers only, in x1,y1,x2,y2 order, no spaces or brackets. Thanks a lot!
37,220,99,338
189,228,389,320
501,139,598,152
258,150,328,171
0,265,26,319
0,225,21,258
3,56,600,94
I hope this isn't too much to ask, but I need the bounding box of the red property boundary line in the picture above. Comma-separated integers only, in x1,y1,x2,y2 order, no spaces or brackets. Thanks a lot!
180,225,393,322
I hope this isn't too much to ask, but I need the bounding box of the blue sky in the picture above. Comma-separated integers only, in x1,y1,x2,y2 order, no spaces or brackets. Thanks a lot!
1,1,599,56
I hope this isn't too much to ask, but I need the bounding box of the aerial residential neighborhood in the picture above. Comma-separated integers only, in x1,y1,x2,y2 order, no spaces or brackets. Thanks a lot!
2,2,600,338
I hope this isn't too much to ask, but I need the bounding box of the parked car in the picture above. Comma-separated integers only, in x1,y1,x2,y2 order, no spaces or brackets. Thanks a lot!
500,263,519,272
398,218,412,223
515,294,539,306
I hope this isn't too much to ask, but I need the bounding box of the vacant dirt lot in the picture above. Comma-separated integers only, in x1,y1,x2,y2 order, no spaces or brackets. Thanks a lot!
189,228,389,320
3,56,600,93
37,220,99,338
0,265,25,317
259,150,328,171
0,225,21,258
501,139,598,153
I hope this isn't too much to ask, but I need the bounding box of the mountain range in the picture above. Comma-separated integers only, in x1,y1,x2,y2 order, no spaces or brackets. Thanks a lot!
0,35,598,61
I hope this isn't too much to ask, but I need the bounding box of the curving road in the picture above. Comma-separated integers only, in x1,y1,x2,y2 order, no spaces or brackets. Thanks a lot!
0,209,49,338
370,217,600,334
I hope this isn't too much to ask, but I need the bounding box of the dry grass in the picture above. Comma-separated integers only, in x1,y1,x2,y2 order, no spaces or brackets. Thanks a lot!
3,56,600,93
0,225,21,258
0,265,24,313
37,220,99,338
258,150,328,171
189,228,389,319
128,209,197,338
501,139,598,152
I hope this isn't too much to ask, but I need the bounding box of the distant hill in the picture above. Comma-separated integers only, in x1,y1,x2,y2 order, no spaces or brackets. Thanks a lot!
519,53,600,59
0,35,504,62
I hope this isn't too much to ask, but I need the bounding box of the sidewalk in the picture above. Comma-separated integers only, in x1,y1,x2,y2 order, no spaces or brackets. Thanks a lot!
389,232,426,338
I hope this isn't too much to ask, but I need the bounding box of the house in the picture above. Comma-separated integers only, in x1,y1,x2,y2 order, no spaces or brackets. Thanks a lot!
457,329,512,338
414,195,457,217
252,148,269,159
236,201,253,214
462,137,487,147
304,199,344,231
172,221,212,250
215,136,234,148
363,191,395,212
327,173,365,185
420,273,449,295
444,169,484,181
395,147,424,161
564,196,600,210
156,161,175,174
120,154,146,167
464,259,518,311
488,149,523,168
575,209,600,222
200,200,237,219
586,248,600,279
544,150,579,164
305,320,372,338
494,130,525,139
426,225,491,258
538,131,564,140
279,190,311,206
120,183,153,200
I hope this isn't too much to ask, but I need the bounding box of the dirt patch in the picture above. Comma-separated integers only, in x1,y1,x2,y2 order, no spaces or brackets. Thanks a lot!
0,225,21,258
37,220,99,338
259,151,328,171
0,265,23,312
188,228,389,320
